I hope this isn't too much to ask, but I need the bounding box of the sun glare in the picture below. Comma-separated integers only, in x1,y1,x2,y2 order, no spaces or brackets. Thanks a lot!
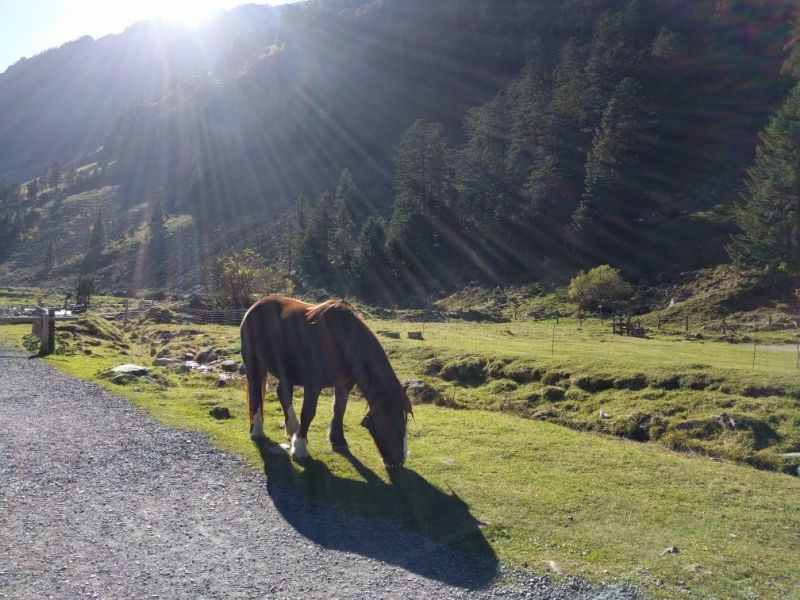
148,0,222,27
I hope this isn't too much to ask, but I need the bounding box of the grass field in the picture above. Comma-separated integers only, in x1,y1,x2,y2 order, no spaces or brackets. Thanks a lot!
1,311,799,599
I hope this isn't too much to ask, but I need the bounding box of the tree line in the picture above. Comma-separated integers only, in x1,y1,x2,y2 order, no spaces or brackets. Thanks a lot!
284,2,800,304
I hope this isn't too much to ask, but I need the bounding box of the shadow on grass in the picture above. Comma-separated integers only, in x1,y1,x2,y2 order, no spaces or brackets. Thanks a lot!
254,437,498,589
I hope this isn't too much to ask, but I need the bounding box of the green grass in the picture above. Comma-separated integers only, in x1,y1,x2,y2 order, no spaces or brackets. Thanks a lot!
1,314,799,598
370,317,800,472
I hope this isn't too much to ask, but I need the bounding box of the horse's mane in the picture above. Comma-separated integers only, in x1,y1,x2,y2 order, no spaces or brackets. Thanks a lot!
308,299,404,408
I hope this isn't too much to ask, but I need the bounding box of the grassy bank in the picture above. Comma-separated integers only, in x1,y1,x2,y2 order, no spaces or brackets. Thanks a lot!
1,318,799,598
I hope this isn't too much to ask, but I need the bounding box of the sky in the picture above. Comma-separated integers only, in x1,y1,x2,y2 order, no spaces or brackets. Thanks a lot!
0,0,292,73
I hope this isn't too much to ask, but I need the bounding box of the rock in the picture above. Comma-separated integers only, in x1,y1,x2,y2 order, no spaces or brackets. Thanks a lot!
195,348,218,364
545,561,563,575
110,364,150,377
377,330,400,339
238,363,247,375
599,410,610,419
216,375,228,387
209,406,231,419
403,379,439,404
220,360,239,373
660,546,679,556
407,331,424,340
156,348,170,358
182,352,195,361
153,358,180,367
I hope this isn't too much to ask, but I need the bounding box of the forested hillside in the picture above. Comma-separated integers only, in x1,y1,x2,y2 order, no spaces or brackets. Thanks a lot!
0,0,798,304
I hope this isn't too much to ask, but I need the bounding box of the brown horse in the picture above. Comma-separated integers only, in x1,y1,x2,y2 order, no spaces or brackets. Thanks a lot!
240,296,412,467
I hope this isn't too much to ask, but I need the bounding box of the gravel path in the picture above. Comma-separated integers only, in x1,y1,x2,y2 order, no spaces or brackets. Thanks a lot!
0,351,641,599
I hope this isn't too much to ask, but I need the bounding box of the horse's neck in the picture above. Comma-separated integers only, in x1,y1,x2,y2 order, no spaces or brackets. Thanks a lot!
352,334,400,407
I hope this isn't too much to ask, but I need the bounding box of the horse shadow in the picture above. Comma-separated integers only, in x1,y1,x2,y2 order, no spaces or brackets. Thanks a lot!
253,438,499,590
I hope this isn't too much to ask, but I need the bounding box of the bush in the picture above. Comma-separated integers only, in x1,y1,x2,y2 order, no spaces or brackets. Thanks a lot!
212,249,269,309
567,265,633,310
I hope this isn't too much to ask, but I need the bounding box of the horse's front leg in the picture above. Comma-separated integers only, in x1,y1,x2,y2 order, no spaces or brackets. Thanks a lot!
291,385,321,460
276,380,300,438
329,382,354,452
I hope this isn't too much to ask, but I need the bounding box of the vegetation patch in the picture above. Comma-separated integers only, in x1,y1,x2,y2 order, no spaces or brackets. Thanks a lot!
439,356,487,386
571,374,615,393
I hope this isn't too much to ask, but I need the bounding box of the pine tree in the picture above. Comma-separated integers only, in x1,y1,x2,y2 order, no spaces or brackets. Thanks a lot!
351,217,392,303
573,77,658,265
550,38,586,122
147,189,168,287
386,120,452,291
584,8,639,121
44,240,56,269
88,208,106,253
729,83,800,273
298,192,334,288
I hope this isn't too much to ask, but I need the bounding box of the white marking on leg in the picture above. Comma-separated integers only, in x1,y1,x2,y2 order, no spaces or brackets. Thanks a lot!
285,405,300,437
251,408,264,438
291,434,308,459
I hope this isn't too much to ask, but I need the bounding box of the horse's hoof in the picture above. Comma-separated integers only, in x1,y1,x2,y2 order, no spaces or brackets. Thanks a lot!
290,435,309,460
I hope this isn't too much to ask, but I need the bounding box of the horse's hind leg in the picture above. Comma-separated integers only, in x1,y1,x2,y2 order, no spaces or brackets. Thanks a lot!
246,368,267,440
276,381,300,439
330,382,354,452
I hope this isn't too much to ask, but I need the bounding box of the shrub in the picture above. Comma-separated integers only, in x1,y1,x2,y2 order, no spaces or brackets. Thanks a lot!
212,249,269,309
567,265,633,310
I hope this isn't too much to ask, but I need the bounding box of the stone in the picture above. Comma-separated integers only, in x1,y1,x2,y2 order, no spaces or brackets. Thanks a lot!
404,379,438,404
195,348,218,364
209,407,231,419
153,357,180,367
110,364,150,377
220,360,239,373
216,375,228,387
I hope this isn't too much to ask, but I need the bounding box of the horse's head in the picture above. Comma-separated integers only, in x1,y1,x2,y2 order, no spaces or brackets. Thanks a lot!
361,384,413,468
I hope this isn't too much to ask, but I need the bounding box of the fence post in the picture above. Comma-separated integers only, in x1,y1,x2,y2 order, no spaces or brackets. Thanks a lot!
36,308,53,356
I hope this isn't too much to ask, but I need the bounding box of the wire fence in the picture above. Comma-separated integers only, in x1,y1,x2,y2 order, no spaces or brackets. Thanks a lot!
2,297,798,373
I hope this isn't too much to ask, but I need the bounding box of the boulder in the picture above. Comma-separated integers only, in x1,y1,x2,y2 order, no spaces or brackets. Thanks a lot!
153,357,180,367
195,347,218,364
209,406,231,419
404,379,439,404
110,364,150,377
220,360,239,373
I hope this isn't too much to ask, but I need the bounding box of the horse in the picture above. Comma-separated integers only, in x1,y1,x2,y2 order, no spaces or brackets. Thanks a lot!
240,295,412,467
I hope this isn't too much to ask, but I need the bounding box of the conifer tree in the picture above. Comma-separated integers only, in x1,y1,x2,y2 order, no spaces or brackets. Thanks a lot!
44,240,56,269
573,77,657,265
729,83,800,273
351,217,392,303
88,208,106,253
550,38,586,122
